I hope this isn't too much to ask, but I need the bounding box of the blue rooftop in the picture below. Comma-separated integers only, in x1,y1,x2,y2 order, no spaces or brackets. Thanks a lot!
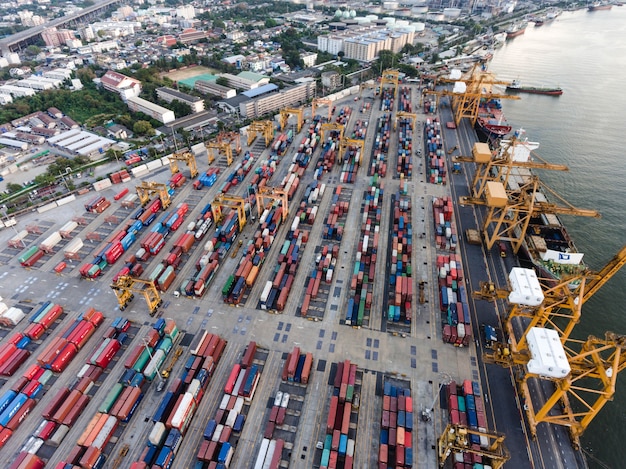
242,83,278,98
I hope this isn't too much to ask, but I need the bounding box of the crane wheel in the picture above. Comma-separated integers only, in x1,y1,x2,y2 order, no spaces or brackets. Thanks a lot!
120,306,125,311
158,300,163,307
130,294,135,300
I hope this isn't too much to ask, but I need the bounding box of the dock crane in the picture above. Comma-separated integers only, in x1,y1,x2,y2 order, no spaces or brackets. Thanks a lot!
477,246,626,448
110,276,162,315
218,131,242,156
279,107,304,133
337,138,365,165
380,69,401,98
256,186,288,222
168,150,198,179
438,424,509,469
457,139,598,254
312,98,333,120
394,111,417,131
211,194,247,232
205,139,233,166
320,122,344,143
247,120,274,147
136,181,171,209
423,65,519,127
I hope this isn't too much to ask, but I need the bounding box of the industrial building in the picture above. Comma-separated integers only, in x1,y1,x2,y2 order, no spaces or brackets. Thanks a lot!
47,129,115,157
219,72,270,91
126,96,175,124
156,87,205,113
194,80,236,100
100,70,142,101
238,82,315,119
0,84,35,98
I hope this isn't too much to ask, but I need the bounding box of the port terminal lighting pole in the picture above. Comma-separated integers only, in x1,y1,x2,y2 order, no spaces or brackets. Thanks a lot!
1,204,23,247
422,373,452,422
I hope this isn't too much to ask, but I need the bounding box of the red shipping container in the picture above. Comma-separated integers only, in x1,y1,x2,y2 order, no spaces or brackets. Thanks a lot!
50,342,78,373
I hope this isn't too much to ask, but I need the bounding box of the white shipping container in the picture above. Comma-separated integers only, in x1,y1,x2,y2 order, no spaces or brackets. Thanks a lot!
9,230,28,244
233,370,246,396
0,302,7,316
226,409,238,428
40,231,62,251
171,393,195,430
262,440,276,469
149,422,167,447
146,159,162,171
273,391,283,407
211,424,224,442
254,438,270,469
280,392,290,408
92,415,117,450
219,393,230,410
92,178,112,191
49,424,69,446
233,397,244,414
59,221,78,237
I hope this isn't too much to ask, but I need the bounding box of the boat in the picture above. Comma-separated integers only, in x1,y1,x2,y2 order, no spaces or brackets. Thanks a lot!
475,98,512,142
506,80,563,96
588,3,613,10
506,23,527,39
495,133,587,285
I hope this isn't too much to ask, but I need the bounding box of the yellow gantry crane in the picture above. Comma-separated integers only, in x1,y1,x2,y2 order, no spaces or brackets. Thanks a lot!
477,246,626,448
457,139,599,254
110,276,162,315
423,64,520,126
394,111,417,131
338,138,365,164
279,107,304,133
136,181,171,209
218,131,242,156
312,98,333,120
438,424,509,469
168,150,198,178
256,186,288,222
247,120,274,147
320,122,344,143
380,68,401,98
211,194,247,232
205,140,233,166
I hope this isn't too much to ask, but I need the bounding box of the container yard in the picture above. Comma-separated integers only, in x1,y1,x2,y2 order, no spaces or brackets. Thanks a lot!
0,76,595,469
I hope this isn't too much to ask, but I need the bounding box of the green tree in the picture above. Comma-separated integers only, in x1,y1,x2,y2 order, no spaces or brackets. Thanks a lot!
265,18,278,28
213,19,225,29
216,77,229,87
133,120,155,136
6,183,23,194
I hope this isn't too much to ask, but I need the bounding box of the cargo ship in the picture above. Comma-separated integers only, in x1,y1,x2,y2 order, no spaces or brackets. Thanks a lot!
506,80,563,96
496,134,586,284
506,23,527,39
588,3,613,10
475,98,512,142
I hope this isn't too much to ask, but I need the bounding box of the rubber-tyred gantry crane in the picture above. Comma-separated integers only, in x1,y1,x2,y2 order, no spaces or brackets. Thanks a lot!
256,186,288,222
247,120,274,147
279,107,303,133
205,140,232,166
211,194,247,232
218,131,242,156
337,137,365,165
438,424,509,469
110,276,162,315
394,111,417,131
380,68,401,98
312,98,333,120
320,122,344,143
168,150,198,178
136,181,171,209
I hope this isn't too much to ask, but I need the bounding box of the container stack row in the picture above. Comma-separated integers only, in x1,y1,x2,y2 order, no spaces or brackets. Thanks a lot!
220,151,255,194
322,359,358,469
387,194,413,325
195,341,260,468
223,204,283,306
335,106,352,126
446,380,492,469
339,118,367,184
378,381,414,468
194,167,220,190
424,118,446,185
380,87,395,112
29,317,129,465
314,131,340,180
346,178,383,327
367,114,390,177
291,117,321,169
84,195,110,214
432,196,458,251
0,302,25,328
130,330,227,469
109,168,131,184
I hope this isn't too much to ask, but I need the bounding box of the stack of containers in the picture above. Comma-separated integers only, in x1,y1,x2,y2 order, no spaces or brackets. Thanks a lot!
346,178,383,327
396,87,413,179
335,106,351,126
0,302,25,327
367,114,391,177
380,88,395,112
56,319,178,469
322,186,348,242
432,196,458,251
321,360,358,469
169,172,186,189
129,331,227,469
292,117,321,169
281,346,314,384
223,205,283,305
18,245,44,268
121,192,139,208
446,380,490,469
387,194,414,324
221,151,255,194
8,453,44,469
378,381,414,468
314,131,340,180
58,221,78,238
109,169,131,184
196,167,220,189
424,118,446,184
340,117,367,183
84,196,110,213
194,340,258,467
0,310,111,453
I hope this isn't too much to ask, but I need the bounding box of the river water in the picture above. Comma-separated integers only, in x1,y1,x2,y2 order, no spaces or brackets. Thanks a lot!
488,7,626,469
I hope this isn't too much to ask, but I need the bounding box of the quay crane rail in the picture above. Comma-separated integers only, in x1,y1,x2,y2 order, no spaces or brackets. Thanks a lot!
110,276,162,315
247,120,274,147
136,181,171,209
211,194,247,232
256,186,288,223
279,107,304,133
438,424,509,469
168,150,198,179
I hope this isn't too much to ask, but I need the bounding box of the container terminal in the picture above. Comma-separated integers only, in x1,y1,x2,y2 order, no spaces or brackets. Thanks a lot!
0,67,624,469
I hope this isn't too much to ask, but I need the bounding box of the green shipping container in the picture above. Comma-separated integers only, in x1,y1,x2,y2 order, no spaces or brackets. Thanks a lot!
88,264,101,278
346,384,354,403
99,383,124,414
158,337,173,355
149,264,165,282
457,395,466,413
222,275,235,297
18,245,39,264
133,348,152,373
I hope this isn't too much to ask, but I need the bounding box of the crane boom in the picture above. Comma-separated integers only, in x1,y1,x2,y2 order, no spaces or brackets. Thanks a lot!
582,245,626,303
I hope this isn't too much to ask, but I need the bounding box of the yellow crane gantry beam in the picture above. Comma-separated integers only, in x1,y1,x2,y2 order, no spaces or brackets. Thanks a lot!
438,424,510,469
380,68,400,99
110,276,162,315
205,140,233,166
168,150,198,179
136,181,171,209
320,122,344,143
247,120,274,147
211,194,247,232
218,131,242,156
256,186,289,223
394,111,417,131
312,98,333,120
338,138,365,165
279,107,304,133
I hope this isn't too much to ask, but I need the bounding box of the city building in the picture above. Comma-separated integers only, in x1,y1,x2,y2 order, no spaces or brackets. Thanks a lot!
301,52,318,68
194,80,237,99
222,55,246,70
156,87,205,113
219,72,270,91
238,82,315,119
126,96,175,124
100,71,142,101
41,27,76,47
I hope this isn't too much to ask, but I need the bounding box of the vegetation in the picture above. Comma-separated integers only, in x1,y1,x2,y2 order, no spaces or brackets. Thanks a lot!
274,28,304,69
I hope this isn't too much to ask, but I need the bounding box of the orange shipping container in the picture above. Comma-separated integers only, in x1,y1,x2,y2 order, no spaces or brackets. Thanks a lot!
78,413,104,447
52,389,82,424
82,413,109,448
